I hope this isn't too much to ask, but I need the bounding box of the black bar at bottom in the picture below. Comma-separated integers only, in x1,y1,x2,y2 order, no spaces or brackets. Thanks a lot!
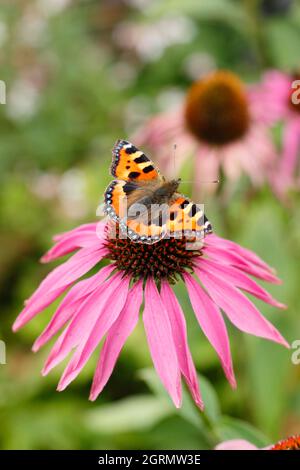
0,449,299,466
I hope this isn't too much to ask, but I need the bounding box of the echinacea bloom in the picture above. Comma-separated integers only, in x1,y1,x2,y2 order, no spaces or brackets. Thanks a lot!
251,70,300,196
13,220,288,408
134,70,277,196
215,434,300,451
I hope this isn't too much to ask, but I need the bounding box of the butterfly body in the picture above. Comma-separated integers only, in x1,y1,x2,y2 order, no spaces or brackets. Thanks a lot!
104,140,212,244
126,178,181,214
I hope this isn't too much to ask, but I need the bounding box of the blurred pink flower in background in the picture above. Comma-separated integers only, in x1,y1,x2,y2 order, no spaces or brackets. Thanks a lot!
215,439,266,450
251,70,300,197
13,219,288,408
215,434,300,450
134,71,278,198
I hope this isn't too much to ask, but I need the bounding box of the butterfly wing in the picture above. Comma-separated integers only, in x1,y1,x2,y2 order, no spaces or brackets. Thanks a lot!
105,140,166,242
104,179,168,243
166,194,213,238
105,140,213,244
124,194,213,244
111,140,163,181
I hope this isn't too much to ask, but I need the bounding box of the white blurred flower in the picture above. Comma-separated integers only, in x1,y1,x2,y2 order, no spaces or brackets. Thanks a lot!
58,169,88,219
124,96,152,133
156,88,185,112
31,172,61,200
183,52,216,81
110,62,137,90
114,16,196,62
30,169,88,219
16,9,47,46
124,0,154,9
37,0,71,17
6,79,40,121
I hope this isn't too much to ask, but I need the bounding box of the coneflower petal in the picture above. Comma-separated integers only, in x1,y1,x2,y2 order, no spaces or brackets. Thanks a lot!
57,274,130,391
205,234,276,274
89,280,143,401
215,439,259,450
196,268,289,348
280,119,300,179
52,223,99,242
195,258,286,308
42,271,127,375
183,273,236,388
13,246,108,331
204,243,280,284
32,264,116,352
143,278,182,408
41,222,104,263
160,281,204,410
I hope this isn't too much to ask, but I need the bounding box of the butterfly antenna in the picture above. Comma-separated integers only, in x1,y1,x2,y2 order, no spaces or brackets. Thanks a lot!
172,144,219,183
181,179,220,184
173,143,177,176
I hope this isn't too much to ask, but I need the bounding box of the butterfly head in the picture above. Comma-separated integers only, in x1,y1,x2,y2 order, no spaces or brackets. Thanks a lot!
168,177,181,193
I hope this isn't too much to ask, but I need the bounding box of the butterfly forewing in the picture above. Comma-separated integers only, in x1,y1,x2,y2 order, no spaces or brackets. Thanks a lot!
111,140,163,181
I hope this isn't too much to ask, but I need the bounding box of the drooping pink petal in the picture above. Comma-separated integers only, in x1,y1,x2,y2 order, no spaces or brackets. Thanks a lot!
195,268,289,348
13,286,66,333
24,246,107,308
249,70,290,124
233,124,277,188
57,274,130,390
222,141,245,183
13,246,108,331
32,264,116,352
215,439,259,450
183,273,236,388
41,222,106,263
205,233,276,274
53,223,99,242
42,271,128,375
89,280,143,401
279,119,300,181
143,278,182,408
204,243,280,284
160,281,204,409
195,258,286,309
194,146,220,197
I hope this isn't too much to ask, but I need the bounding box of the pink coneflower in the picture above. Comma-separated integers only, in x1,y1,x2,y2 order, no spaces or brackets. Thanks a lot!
134,71,277,196
215,434,300,450
13,220,288,408
251,70,300,196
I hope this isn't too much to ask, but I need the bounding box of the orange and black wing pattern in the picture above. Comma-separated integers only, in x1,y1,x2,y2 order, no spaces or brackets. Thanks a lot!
111,140,162,181
104,140,213,244
104,189,212,244
166,195,213,238
123,195,213,244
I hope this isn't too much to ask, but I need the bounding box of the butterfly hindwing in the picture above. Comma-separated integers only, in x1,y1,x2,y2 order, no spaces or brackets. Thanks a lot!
104,179,168,243
104,180,128,220
166,194,213,238
111,140,162,181
124,194,213,244
125,218,167,243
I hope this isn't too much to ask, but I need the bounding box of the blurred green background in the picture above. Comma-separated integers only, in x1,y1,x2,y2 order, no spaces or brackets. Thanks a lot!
0,0,300,450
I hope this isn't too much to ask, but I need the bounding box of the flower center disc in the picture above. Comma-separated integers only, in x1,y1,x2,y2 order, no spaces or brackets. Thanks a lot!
105,224,200,283
184,71,250,145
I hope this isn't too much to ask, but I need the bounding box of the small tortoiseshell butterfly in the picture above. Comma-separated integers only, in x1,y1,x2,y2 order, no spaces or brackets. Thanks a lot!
103,140,213,244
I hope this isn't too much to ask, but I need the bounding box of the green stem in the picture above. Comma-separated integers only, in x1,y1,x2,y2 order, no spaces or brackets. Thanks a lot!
244,0,270,69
